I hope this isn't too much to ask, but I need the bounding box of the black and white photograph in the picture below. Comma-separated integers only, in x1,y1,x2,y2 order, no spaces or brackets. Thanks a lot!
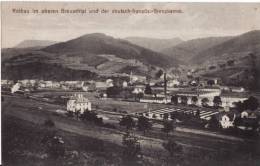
1,2,260,166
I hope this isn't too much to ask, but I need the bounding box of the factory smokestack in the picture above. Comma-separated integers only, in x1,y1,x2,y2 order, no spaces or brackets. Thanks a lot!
164,72,167,97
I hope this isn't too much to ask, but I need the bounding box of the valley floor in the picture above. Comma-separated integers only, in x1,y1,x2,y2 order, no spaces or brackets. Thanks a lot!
2,94,260,166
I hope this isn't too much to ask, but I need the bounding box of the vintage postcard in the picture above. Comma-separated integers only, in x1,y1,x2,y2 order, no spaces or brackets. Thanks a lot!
1,2,260,166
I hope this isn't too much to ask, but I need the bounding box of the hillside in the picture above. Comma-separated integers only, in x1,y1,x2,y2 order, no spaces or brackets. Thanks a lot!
1,50,97,80
191,30,260,64
15,40,57,48
162,36,233,63
124,37,183,52
1,47,42,62
43,33,179,68
192,30,260,90
2,33,180,81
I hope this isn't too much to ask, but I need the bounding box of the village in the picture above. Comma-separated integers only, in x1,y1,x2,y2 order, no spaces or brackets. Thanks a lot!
2,70,260,133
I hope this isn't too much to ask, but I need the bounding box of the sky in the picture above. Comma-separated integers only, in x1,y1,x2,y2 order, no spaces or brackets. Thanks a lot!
1,2,260,48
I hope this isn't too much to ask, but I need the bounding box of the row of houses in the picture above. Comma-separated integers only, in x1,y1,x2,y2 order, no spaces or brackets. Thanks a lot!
136,86,248,109
137,106,259,130
1,79,126,91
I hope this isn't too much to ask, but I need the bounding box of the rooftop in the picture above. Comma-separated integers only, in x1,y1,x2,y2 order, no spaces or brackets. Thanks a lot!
221,92,249,98
70,93,89,102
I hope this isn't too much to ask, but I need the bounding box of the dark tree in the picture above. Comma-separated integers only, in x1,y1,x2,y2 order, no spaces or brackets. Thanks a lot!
155,69,164,79
234,116,243,128
170,112,177,120
162,139,182,157
119,115,135,130
136,92,144,100
207,80,215,86
244,96,259,111
75,109,80,120
171,95,178,105
180,96,188,105
163,113,169,120
66,111,74,117
213,96,222,108
201,98,209,107
234,101,245,113
80,110,96,121
137,116,152,134
144,84,152,95
80,110,103,126
191,96,198,105
162,120,175,136
195,109,201,118
106,86,122,98
208,115,220,129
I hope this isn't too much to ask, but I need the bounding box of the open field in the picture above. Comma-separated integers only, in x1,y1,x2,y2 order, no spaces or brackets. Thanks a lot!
29,90,221,115
3,92,258,138
2,93,260,166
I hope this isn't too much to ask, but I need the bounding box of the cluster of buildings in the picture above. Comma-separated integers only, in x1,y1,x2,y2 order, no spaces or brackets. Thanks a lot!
135,85,248,110
218,109,259,130
1,79,125,92
1,71,254,114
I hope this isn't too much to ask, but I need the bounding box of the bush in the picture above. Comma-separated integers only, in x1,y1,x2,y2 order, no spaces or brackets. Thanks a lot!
66,111,74,117
119,115,135,130
107,86,122,98
137,116,152,134
80,111,103,126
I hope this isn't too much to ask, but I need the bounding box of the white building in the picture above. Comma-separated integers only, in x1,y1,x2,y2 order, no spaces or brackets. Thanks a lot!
168,79,180,87
1,80,8,85
130,74,146,84
132,87,144,94
18,79,30,87
122,81,128,88
221,93,248,108
106,79,114,87
199,87,221,93
67,94,92,114
219,114,235,129
140,96,171,104
230,87,245,93
45,81,53,88
241,111,249,118
174,90,221,106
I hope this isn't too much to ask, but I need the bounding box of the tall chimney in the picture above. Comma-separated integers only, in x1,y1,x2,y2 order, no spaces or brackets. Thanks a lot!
164,72,167,97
